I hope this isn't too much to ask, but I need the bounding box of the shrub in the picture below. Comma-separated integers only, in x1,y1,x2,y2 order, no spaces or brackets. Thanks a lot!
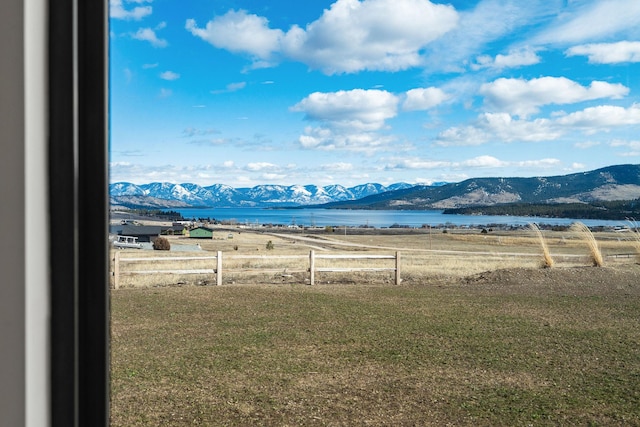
153,237,171,251
266,240,274,250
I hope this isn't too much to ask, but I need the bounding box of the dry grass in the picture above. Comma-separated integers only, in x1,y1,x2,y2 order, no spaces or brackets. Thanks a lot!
529,223,554,268
110,227,639,288
569,222,605,267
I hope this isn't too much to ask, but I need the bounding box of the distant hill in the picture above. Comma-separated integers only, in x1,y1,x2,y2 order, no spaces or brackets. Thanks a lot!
319,164,640,211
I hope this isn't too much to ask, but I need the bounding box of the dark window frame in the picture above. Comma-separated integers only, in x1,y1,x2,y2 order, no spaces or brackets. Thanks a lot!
49,1,109,425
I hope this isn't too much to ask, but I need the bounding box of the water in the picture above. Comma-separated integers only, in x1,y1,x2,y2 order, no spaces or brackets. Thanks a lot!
173,207,627,229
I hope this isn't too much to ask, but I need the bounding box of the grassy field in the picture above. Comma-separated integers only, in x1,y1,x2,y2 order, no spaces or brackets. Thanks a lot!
110,264,640,425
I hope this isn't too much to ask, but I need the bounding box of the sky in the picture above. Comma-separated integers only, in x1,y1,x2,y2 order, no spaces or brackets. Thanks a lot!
109,0,640,188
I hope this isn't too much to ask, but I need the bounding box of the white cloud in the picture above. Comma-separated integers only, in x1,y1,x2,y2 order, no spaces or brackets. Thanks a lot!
610,139,640,157
260,173,288,181
282,0,458,74
422,0,554,73
460,155,506,168
383,155,560,171
483,114,558,142
211,82,247,95
183,128,219,137
187,0,458,74
555,104,640,128
322,162,354,172
535,0,640,44
291,89,402,152
472,47,540,70
566,41,640,64
435,113,561,146
402,87,449,111
186,10,284,61
436,104,640,146
488,156,558,169
298,126,398,153
227,82,247,92
384,158,450,170
610,139,640,149
110,162,240,186
132,27,167,47
227,82,246,91
434,123,491,146
291,89,398,131
159,71,180,80
110,0,152,20
480,77,629,117
574,141,600,149
246,162,279,171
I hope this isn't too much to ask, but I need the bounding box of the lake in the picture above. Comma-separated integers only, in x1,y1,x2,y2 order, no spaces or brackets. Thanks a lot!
173,207,628,229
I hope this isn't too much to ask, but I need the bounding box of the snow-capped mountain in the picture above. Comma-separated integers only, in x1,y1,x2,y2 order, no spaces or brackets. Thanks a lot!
109,181,426,208
109,165,640,212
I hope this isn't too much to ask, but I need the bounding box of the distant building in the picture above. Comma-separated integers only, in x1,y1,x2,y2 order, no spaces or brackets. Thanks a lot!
188,226,214,239
109,224,162,243
161,223,186,235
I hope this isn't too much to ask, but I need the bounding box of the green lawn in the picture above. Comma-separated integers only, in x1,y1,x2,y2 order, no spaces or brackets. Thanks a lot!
110,278,640,426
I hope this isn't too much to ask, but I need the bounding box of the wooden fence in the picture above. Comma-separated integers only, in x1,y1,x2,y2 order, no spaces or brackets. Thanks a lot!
112,250,400,288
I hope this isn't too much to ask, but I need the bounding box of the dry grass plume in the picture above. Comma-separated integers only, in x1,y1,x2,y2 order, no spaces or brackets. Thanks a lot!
529,223,554,268
569,222,604,267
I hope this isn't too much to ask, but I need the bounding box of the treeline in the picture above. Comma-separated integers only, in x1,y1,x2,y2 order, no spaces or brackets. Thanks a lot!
443,199,640,220
128,209,185,221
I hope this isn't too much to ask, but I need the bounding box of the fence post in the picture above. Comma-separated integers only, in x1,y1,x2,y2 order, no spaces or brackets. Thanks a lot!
309,250,315,285
113,250,120,289
216,251,223,286
395,251,401,285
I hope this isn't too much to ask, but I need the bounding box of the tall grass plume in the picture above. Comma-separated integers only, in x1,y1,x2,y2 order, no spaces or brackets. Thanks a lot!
569,222,604,267
529,223,554,268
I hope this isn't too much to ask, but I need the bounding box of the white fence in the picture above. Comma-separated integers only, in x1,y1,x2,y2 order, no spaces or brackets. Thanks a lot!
112,250,401,288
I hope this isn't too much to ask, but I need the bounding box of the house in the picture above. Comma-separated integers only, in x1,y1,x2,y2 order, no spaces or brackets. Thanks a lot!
188,226,214,239
161,223,186,235
109,224,162,243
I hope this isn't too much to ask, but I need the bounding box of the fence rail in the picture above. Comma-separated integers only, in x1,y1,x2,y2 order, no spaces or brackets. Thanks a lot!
112,250,400,288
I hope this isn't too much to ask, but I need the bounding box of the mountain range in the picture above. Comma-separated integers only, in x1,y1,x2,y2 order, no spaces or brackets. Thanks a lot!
321,164,640,210
109,181,425,209
110,164,640,210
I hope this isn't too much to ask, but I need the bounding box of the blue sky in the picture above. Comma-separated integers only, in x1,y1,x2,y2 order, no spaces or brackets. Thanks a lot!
109,0,640,188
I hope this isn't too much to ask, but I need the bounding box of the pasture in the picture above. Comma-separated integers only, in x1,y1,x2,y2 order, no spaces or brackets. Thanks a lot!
109,227,640,425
